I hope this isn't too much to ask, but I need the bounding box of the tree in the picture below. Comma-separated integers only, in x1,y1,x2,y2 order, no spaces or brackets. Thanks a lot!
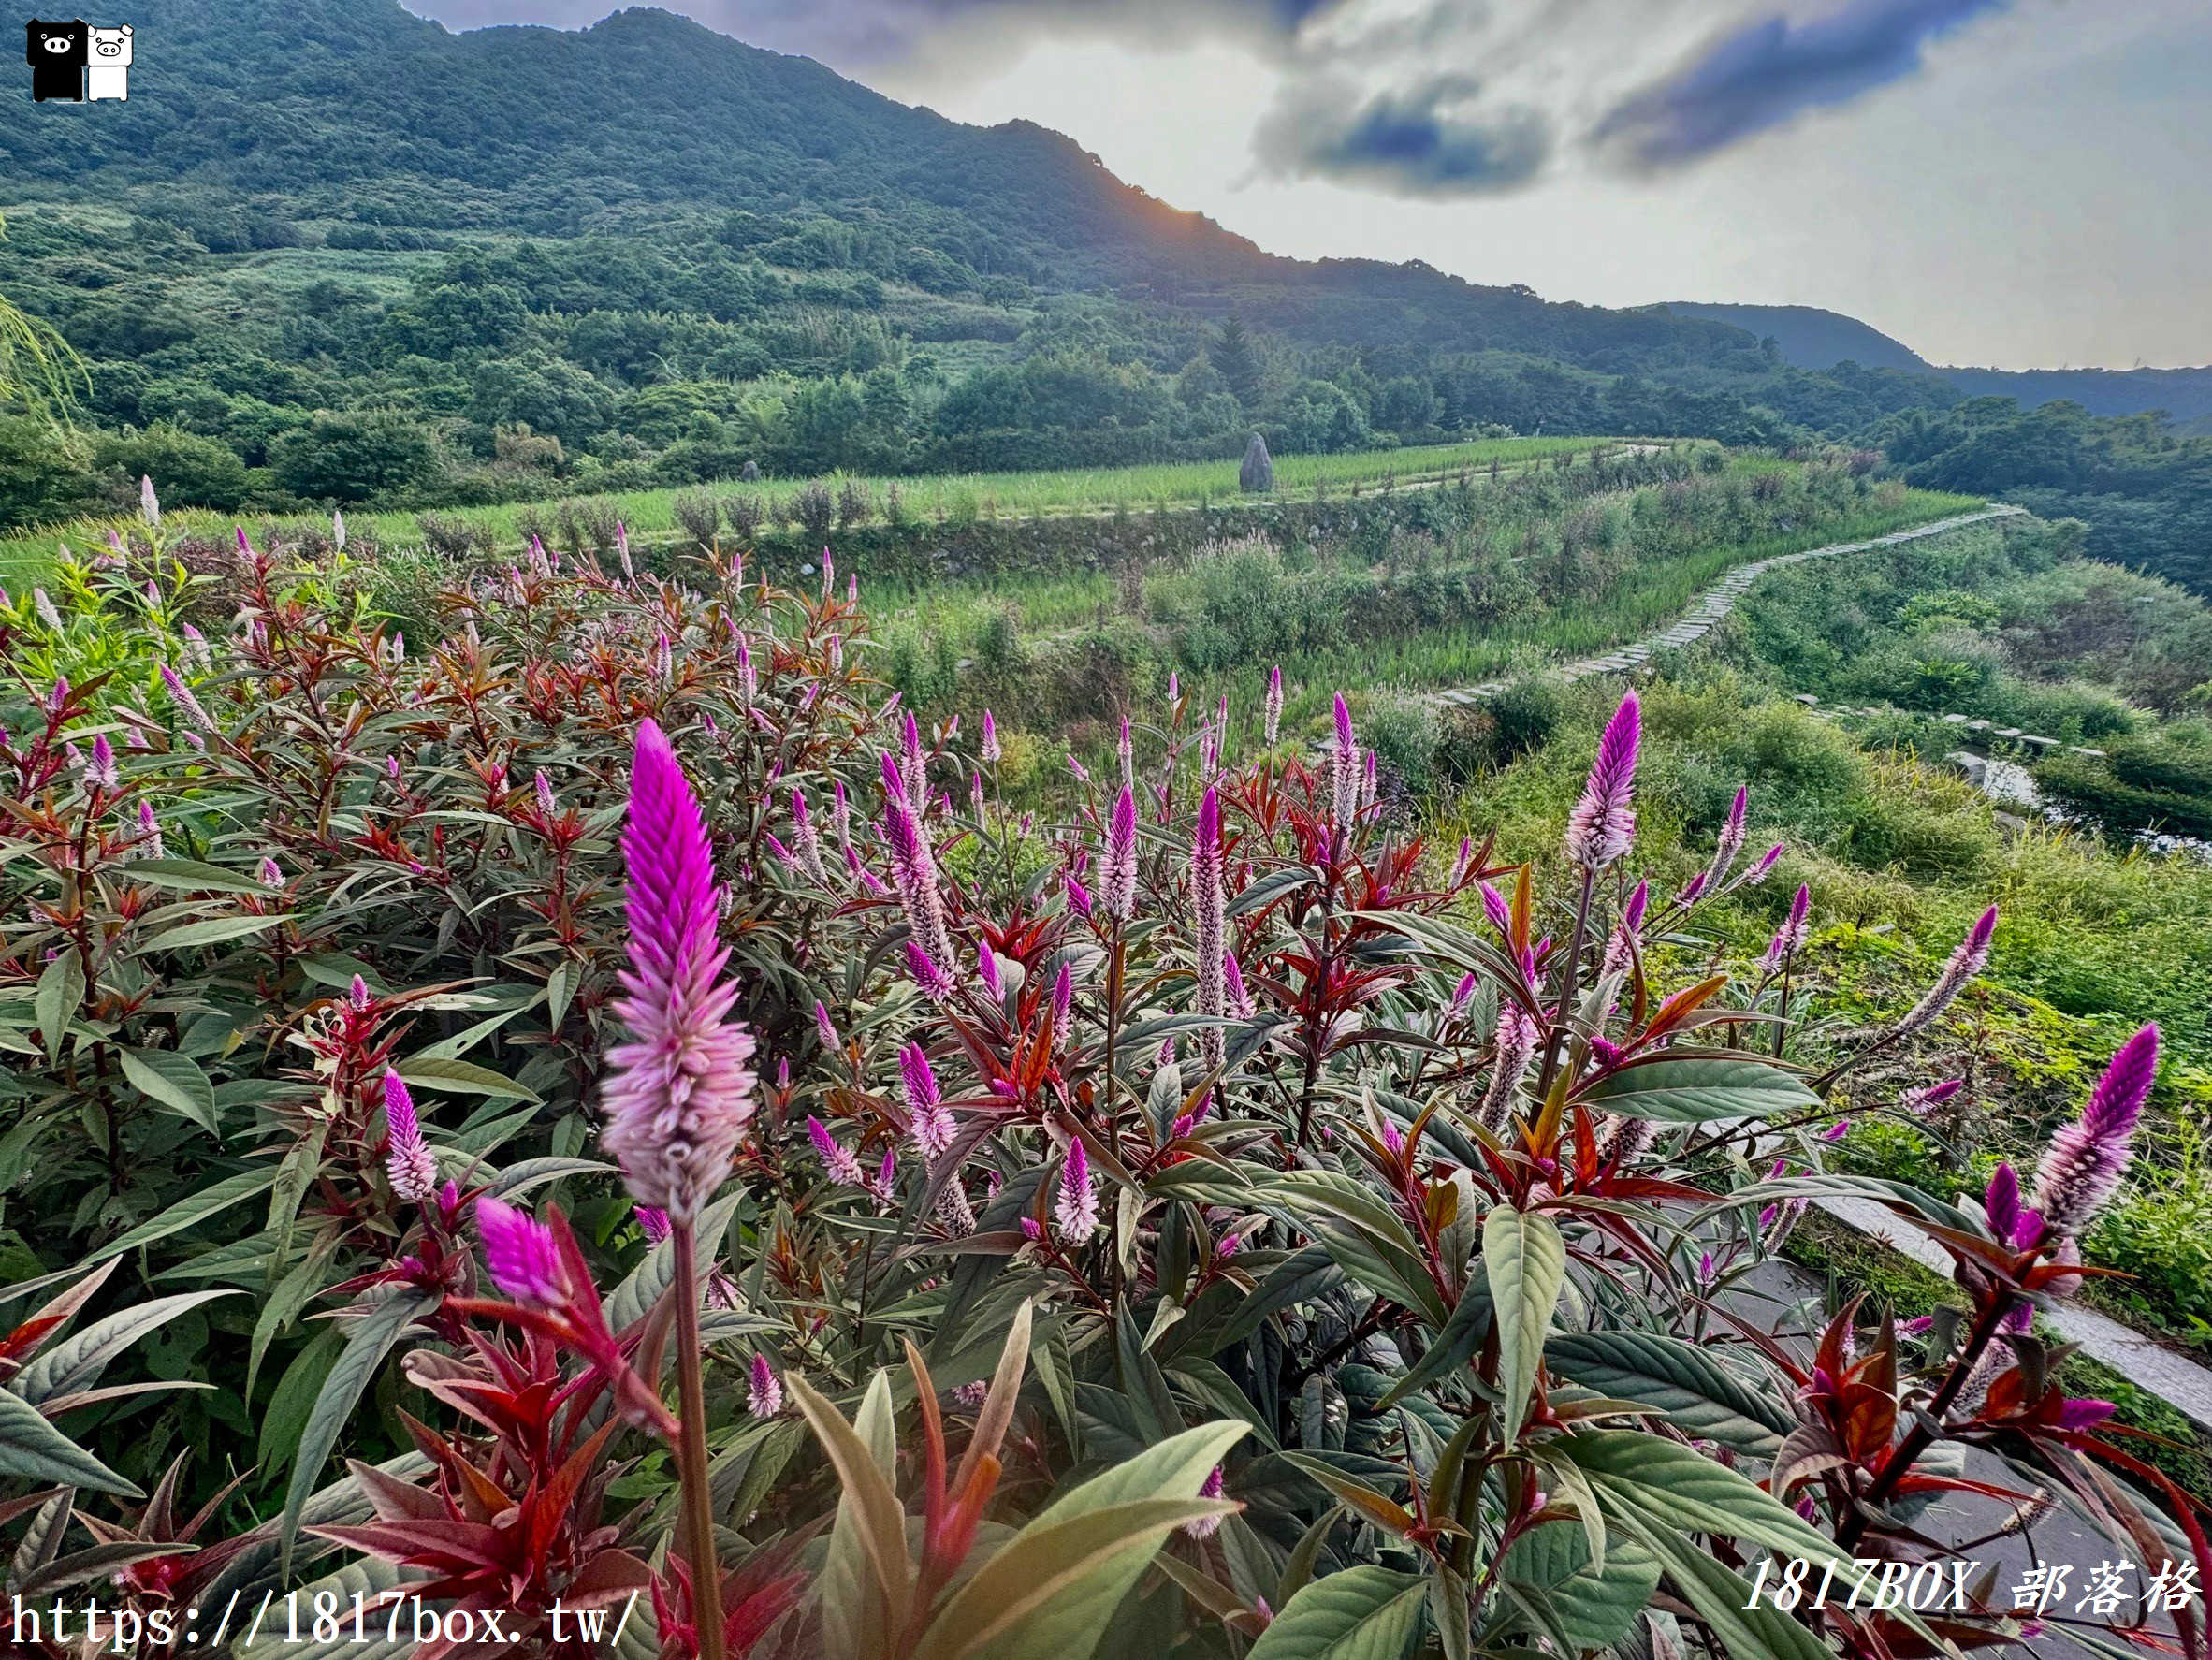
269,411,444,502
97,422,250,511
1210,314,1260,408
0,414,94,530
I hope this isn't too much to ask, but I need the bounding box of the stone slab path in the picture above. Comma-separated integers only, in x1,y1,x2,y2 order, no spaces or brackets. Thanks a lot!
1815,1194,2212,1432
1429,503,2027,710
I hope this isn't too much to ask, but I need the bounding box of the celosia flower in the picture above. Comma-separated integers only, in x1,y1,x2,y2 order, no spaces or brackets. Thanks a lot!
476,1197,569,1306
808,1116,867,1187
1066,872,1093,920
258,857,284,889
83,735,117,792
1168,671,1181,705
332,508,346,551
977,945,1004,999
900,710,928,806
1820,1121,1850,1143
1226,953,1256,1020
901,1042,955,1158
1708,785,1749,887
1984,1161,2022,1244
882,778,957,972
1448,836,1474,889
1102,785,1139,922
982,709,1001,764
1742,843,1784,886
1191,789,1230,1074
159,663,215,736
1480,1005,1540,1129
1116,715,1134,789
1675,870,1707,905
1900,1078,1964,1117
1564,692,1639,870
2031,1022,2159,1245
139,473,159,526
1892,906,1998,1038
599,721,759,1222
1056,1139,1099,1245
136,801,164,859
1330,692,1360,823
1264,665,1284,746
1761,883,1812,974
532,768,557,820
33,588,63,632
815,1001,838,1051
748,1353,783,1418
792,789,828,883
867,1146,898,1204
634,1205,672,1243
1447,972,1477,1021
906,939,955,1001
1050,960,1074,1052
383,1070,439,1202
1478,881,1512,936
1185,1466,1227,1539
1600,880,1649,979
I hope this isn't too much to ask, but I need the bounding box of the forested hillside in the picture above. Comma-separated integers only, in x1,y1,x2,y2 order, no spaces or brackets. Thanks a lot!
0,0,2205,590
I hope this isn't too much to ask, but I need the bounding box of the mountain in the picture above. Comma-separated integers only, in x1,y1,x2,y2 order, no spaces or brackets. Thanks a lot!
1661,303,2212,427
1657,303,1931,373
0,0,2203,595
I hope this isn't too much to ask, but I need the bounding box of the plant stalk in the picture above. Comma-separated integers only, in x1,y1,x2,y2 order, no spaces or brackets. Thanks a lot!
671,1220,727,1660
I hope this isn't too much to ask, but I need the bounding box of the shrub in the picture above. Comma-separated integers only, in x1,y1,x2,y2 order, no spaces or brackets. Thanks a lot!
415,508,491,560
836,474,873,529
0,567,2190,1659
723,489,765,541
673,487,721,550
793,479,835,542
554,493,623,557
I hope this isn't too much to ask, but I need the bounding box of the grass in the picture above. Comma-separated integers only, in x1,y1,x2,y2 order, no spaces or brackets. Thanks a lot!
881,485,1985,735
0,435,1616,587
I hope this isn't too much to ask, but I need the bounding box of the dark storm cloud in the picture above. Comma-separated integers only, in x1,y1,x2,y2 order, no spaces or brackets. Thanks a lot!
1258,74,1553,195
1593,0,2010,168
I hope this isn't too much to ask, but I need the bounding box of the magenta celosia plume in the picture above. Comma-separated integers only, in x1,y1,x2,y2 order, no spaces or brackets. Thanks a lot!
1103,784,1139,921
600,721,759,1222
2031,1022,2159,1245
1056,1137,1099,1244
1193,785,1228,1070
1330,692,1360,823
476,1196,569,1306
1264,665,1284,746
1564,692,1639,870
382,1070,439,1203
1894,905,1998,1038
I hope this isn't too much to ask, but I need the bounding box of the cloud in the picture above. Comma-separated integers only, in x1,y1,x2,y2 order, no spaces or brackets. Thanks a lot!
1592,0,2009,169
1256,72,1553,196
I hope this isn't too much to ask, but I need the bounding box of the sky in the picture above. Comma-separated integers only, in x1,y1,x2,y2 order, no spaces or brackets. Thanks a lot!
403,0,2212,371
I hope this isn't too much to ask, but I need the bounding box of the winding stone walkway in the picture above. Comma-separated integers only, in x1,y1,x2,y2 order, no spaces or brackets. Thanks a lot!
1420,495,2212,1425
1429,503,2027,710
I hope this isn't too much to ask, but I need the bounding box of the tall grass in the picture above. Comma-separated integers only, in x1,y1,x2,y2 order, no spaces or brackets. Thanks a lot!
0,435,1615,586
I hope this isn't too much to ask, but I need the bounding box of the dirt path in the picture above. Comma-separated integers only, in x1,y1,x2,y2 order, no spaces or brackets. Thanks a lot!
1429,503,2027,709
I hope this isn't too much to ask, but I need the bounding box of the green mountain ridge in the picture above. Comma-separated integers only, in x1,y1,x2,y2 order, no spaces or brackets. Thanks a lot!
0,0,2204,594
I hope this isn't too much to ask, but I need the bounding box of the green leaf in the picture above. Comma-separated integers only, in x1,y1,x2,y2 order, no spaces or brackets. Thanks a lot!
1375,1279,1492,1410
133,913,284,953
918,1497,1232,1660
395,1056,543,1103
1245,1565,1427,1660
85,1166,280,1263
11,1289,240,1405
1498,1523,1658,1653
1576,1056,1820,1124
35,953,81,1059
1544,1332,1792,1456
1551,1430,1841,1563
127,859,286,896
278,1289,439,1573
1608,1515,1833,1660
942,1421,1246,1660
792,1372,911,1660
118,1048,219,1136
0,1388,139,1496
1483,1206,1564,1448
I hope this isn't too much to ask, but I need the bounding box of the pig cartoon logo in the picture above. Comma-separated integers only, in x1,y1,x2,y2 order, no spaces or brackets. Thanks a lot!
85,22,125,99
25,19,86,102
